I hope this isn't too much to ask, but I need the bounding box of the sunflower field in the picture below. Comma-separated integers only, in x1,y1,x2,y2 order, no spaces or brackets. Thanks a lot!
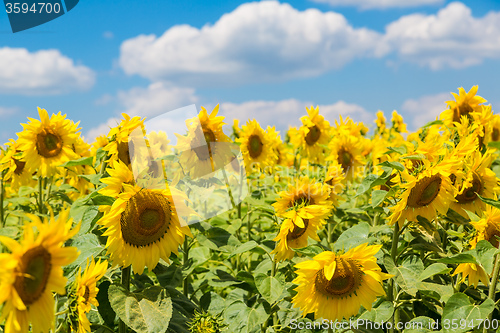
2,85,500,333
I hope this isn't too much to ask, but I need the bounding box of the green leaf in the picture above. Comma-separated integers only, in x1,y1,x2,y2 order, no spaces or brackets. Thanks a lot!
108,285,173,333
334,222,373,252
228,241,258,258
254,273,284,304
96,281,116,328
224,301,267,333
403,316,437,332
371,190,388,208
60,156,94,167
200,292,225,315
359,301,394,323
438,253,477,265
474,240,498,275
442,293,495,333
487,141,500,149
418,263,452,281
64,234,104,280
422,119,443,128
477,194,500,209
384,256,424,297
417,282,454,302
379,160,405,171
386,146,407,155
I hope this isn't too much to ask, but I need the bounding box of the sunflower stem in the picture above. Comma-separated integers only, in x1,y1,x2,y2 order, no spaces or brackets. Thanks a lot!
389,222,400,333
119,266,131,333
38,176,45,214
484,253,500,333
183,236,190,297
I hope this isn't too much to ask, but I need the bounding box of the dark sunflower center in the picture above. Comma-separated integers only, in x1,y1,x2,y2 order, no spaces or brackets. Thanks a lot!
286,219,309,241
305,125,321,146
290,193,315,208
453,103,474,123
14,245,52,306
456,173,483,204
485,224,500,248
13,158,26,175
120,190,173,247
337,148,353,172
407,175,442,207
248,135,263,159
315,258,362,298
193,129,216,161
83,285,91,303
492,128,500,142
36,128,63,158
117,140,133,166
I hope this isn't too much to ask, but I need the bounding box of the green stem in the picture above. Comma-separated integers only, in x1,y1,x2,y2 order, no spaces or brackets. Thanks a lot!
484,254,500,333
389,223,400,333
183,237,190,297
119,266,131,333
247,202,252,242
38,176,44,214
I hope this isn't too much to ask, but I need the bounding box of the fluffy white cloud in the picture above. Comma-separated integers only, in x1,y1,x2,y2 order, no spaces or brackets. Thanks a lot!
220,99,370,134
119,1,381,85
0,47,95,95
310,0,443,10
86,82,199,140
401,92,449,129
383,2,500,69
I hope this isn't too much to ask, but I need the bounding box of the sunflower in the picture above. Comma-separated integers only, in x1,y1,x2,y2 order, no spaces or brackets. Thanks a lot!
440,86,486,127
16,107,80,177
98,184,193,274
0,139,34,191
103,114,145,167
70,258,108,333
327,135,365,181
391,111,407,133
389,160,458,227
324,162,345,205
0,210,79,333
272,176,333,260
374,111,387,135
176,105,232,179
452,205,500,287
449,151,498,218
237,119,276,172
291,106,330,163
486,114,500,143
292,243,392,321
100,160,136,197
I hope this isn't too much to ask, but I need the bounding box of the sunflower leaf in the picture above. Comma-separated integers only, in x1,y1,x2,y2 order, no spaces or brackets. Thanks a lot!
442,293,494,333
384,255,424,297
254,273,284,304
108,285,173,333
477,194,500,209
60,156,94,167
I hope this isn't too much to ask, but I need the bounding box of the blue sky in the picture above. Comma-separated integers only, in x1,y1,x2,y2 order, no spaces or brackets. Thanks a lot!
1,0,500,143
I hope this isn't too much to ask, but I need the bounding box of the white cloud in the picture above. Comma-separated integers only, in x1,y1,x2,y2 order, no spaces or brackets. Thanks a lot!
117,82,199,118
0,106,17,117
310,0,443,10
103,31,114,39
86,82,199,141
220,99,370,134
382,2,500,69
119,1,381,86
0,47,95,95
401,92,449,129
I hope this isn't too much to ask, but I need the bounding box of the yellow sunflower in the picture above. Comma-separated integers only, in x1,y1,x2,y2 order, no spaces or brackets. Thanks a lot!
449,151,498,218
325,162,345,205
440,86,486,127
374,111,387,135
391,110,407,133
291,106,330,163
100,160,136,197
292,243,392,321
486,114,500,143
98,184,193,274
0,139,34,191
452,205,500,287
389,159,458,227
237,119,276,172
103,114,145,167
71,258,108,333
327,135,365,181
0,210,79,333
16,107,80,177
176,105,232,178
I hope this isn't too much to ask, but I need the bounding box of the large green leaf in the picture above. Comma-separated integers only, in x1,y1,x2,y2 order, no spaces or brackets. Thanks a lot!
96,281,115,328
108,285,173,333
442,293,495,333
334,222,374,252
418,263,452,281
403,316,437,333
254,273,284,304
384,256,424,297
224,300,267,333
359,301,394,323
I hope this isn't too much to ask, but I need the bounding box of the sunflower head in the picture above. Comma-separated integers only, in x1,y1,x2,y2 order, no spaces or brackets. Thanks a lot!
441,86,486,127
